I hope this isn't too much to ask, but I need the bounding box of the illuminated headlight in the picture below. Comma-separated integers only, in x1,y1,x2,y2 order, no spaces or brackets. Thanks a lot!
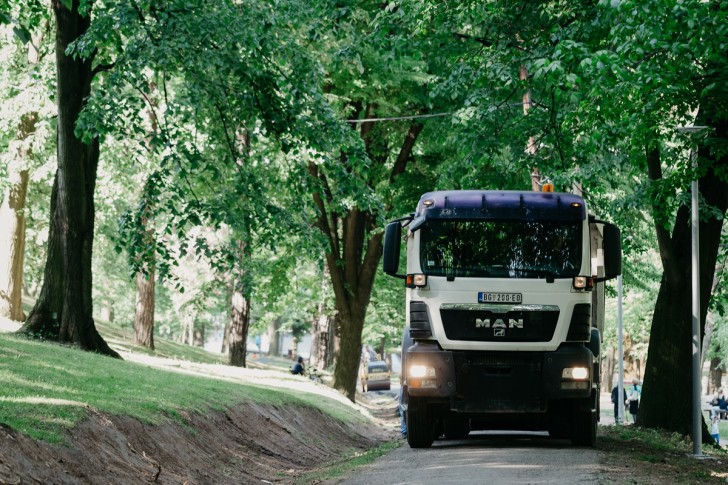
408,364,437,389
562,367,589,380
409,365,436,379
572,276,594,290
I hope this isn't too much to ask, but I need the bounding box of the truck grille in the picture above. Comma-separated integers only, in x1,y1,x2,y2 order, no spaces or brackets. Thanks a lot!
453,352,545,412
440,304,559,342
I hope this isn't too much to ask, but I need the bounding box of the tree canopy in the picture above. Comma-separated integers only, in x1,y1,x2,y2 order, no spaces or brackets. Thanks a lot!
1,0,727,438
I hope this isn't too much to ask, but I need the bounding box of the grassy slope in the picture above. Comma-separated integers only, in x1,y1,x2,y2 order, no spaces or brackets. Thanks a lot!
0,331,364,444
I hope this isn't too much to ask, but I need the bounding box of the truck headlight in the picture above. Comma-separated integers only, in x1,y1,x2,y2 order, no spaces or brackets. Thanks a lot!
409,365,436,379
408,364,438,388
561,367,590,390
562,367,589,380
572,276,594,290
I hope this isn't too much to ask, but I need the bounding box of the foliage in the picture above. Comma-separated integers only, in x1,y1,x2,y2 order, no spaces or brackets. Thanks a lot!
0,20,56,297
0,0,725,431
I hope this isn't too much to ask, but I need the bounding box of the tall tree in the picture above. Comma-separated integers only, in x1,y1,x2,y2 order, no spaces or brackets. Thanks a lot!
133,86,161,351
0,7,50,322
640,116,728,435
301,0,453,400
401,0,728,437
574,0,728,437
309,121,424,399
19,0,119,358
0,112,36,321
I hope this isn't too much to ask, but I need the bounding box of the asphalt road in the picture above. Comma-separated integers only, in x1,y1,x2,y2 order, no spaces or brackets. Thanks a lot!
337,431,602,484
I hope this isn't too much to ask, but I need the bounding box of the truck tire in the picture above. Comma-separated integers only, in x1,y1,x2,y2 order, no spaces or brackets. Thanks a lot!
571,399,597,446
407,397,435,448
443,416,470,440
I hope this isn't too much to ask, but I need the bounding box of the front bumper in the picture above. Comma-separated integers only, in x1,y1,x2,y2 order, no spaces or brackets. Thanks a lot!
405,342,594,413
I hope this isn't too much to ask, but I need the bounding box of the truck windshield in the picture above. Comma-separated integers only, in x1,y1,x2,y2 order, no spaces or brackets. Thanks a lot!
419,219,582,278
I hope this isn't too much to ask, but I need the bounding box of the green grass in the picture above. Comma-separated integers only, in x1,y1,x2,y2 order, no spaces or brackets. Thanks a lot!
293,440,403,484
94,319,228,364
599,425,728,483
0,333,365,444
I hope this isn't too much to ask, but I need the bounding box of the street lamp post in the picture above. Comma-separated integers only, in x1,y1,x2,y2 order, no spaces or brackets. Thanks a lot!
617,274,625,425
690,146,701,456
676,125,708,457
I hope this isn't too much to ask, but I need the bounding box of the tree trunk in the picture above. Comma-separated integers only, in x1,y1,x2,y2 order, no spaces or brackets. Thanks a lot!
602,349,615,391
709,356,722,396
639,115,728,436
99,304,114,323
133,83,159,350
310,262,335,370
194,318,204,347
322,206,383,400
132,207,155,350
188,315,194,346
0,25,44,322
267,317,282,357
221,317,230,354
0,114,37,321
18,0,119,358
228,288,250,367
134,268,155,350
310,118,423,401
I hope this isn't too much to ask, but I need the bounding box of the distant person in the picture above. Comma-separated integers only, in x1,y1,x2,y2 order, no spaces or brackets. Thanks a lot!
611,384,627,423
290,356,305,376
712,415,721,446
710,388,728,419
363,345,376,362
628,378,641,423
399,325,413,438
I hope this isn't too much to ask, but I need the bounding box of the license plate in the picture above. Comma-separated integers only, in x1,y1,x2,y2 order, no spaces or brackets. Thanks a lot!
478,292,522,304
368,374,387,381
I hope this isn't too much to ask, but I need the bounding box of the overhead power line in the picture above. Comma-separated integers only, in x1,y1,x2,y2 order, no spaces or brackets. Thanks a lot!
345,112,452,123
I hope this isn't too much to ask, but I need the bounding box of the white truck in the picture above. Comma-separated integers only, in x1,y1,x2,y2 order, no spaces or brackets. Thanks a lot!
383,189,621,448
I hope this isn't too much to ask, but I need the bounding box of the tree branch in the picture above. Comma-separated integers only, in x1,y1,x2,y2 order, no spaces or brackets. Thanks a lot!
646,141,678,283
389,122,424,184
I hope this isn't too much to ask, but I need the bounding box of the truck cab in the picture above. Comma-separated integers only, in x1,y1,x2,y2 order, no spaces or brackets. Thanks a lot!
384,190,621,448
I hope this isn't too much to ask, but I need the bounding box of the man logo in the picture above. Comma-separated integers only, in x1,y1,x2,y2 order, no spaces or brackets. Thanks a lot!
475,318,524,329
494,328,506,337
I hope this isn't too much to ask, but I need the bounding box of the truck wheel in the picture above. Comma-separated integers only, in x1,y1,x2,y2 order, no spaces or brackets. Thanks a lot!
443,416,470,440
571,399,597,446
407,397,435,448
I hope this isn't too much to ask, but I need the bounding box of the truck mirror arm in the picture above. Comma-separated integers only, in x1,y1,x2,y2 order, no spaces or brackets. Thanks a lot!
386,273,407,280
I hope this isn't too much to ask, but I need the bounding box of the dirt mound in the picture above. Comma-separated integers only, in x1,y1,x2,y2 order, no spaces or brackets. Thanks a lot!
0,400,390,484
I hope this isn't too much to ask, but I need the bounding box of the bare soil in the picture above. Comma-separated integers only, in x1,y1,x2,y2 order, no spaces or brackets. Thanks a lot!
4,388,728,484
3,314,728,484
0,399,391,485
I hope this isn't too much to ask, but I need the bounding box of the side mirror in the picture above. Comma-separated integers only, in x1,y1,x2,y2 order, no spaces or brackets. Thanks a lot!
383,222,404,277
602,223,622,280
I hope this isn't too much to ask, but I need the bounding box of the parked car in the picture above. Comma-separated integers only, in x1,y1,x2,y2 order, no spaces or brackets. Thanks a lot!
364,360,391,391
